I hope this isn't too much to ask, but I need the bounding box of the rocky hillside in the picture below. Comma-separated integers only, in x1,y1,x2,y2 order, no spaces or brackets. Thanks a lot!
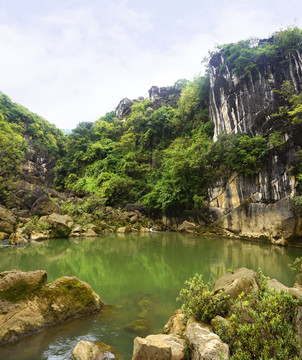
0,27,302,245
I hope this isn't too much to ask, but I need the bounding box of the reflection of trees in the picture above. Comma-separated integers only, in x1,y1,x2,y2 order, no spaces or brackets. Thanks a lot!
0,233,300,302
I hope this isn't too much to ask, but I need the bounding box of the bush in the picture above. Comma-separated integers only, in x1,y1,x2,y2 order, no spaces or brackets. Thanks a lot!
177,274,232,323
214,271,299,359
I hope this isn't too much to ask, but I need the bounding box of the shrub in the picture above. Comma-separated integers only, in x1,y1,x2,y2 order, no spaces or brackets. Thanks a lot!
177,274,232,323
214,271,299,359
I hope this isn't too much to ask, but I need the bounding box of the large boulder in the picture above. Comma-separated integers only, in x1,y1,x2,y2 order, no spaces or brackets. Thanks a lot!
39,213,74,237
212,268,259,299
186,322,230,360
0,205,16,234
132,334,185,360
0,270,103,345
178,221,198,234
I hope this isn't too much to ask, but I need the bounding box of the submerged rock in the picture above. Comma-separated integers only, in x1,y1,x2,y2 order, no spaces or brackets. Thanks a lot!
0,270,103,345
125,319,148,336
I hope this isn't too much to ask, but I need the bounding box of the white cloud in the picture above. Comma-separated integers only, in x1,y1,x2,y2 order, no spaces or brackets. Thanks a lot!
0,0,302,129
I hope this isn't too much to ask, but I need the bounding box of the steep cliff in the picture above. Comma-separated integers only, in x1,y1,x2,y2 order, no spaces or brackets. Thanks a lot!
209,49,302,140
208,42,302,244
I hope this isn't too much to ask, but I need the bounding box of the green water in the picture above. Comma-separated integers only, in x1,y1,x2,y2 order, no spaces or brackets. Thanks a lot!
0,232,302,360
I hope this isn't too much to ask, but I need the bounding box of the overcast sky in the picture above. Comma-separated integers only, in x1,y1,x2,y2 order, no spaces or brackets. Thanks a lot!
0,0,301,129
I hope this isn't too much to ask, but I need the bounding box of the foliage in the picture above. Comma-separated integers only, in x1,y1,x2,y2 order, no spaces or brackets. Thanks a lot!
213,27,302,78
177,274,232,323
214,271,299,360
289,257,302,285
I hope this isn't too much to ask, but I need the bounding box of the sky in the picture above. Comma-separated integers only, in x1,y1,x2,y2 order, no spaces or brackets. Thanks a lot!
0,0,302,130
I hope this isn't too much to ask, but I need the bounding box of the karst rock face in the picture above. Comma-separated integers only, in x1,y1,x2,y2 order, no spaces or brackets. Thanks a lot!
209,48,302,140
208,46,302,244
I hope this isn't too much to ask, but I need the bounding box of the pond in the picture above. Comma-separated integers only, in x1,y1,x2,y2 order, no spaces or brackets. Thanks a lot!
0,232,301,360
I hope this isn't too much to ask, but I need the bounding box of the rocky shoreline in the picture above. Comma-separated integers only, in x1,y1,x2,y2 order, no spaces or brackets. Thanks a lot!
1,267,302,359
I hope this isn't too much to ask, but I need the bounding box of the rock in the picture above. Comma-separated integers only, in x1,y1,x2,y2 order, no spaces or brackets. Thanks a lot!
140,227,150,233
115,98,132,119
30,230,51,240
295,306,302,359
117,227,130,233
211,315,229,333
72,340,124,360
30,194,63,216
163,309,186,337
39,213,74,237
130,215,138,223
72,341,103,360
124,204,148,216
213,268,259,300
125,319,148,336
8,233,28,245
132,334,185,360
88,224,101,233
0,232,9,240
268,278,289,292
0,270,103,345
0,205,16,234
0,270,47,296
85,229,98,237
186,322,230,360
289,286,302,299
178,221,198,233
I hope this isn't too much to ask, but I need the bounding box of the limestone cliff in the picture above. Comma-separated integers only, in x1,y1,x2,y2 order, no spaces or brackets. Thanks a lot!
208,46,302,244
209,49,302,140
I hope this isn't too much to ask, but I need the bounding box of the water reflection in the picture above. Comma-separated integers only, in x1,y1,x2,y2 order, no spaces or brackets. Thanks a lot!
0,233,301,360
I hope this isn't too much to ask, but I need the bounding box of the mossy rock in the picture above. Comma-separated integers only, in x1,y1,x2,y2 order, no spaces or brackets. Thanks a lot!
124,319,149,336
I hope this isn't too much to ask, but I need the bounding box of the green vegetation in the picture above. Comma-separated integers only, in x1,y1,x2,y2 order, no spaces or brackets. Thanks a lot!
214,272,299,360
178,270,300,359
177,273,231,323
212,26,302,78
0,27,301,217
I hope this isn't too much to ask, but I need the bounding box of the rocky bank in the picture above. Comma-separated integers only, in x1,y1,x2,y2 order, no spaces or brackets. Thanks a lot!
0,269,103,345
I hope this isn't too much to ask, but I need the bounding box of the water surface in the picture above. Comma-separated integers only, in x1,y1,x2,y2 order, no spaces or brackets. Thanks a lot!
0,232,301,360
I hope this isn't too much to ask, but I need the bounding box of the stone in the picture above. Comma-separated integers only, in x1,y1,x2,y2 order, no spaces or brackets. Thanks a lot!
117,227,130,233
0,270,103,345
72,340,103,360
30,194,63,216
8,233,28,245
178,221,198,233
0,205,16,234
295,306,302,359
163,309,186,337
268,278,289,292
140,227,150,233
30,230,51,240
132,334,185,360
0,232,9,240
213,267,259,300
85,229,98,237
39,213,74,237
115,98,132,119
186,322,230,360
72,340,124,360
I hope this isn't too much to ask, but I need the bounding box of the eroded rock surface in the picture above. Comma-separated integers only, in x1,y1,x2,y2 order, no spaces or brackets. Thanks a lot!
213,267,259,299
0,270,103,345
132,334,185,360
186,322,230,360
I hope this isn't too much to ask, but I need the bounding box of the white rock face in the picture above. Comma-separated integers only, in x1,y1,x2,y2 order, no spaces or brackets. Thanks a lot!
186,322,230,360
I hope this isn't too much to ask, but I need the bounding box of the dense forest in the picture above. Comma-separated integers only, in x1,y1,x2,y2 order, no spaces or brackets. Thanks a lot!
1,27,302,217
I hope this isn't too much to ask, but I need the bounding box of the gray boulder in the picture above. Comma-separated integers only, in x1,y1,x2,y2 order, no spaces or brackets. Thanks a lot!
213,267,259,299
